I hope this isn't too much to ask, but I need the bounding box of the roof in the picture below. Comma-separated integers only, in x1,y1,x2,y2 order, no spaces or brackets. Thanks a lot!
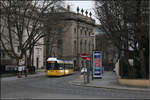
47,57,57,61
44,12,96,26
47,57,73,64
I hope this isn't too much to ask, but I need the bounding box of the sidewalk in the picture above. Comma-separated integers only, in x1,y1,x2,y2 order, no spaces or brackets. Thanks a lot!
1,69,45,81
70,71,150,92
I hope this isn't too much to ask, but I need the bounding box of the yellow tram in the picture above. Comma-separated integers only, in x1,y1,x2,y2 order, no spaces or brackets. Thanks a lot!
46,57,74,76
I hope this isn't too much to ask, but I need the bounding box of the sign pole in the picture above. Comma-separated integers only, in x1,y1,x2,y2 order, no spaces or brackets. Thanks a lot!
90,53,93,80
81,53,87,84
83,60,86,84
92,51,94,80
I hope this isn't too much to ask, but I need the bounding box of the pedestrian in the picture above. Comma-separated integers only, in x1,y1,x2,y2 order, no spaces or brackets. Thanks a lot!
22,65,25,74
18,66,22,78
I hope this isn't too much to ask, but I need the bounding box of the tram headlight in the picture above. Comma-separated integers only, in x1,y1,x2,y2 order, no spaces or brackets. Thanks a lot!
65,70,69,73
60,70,63,73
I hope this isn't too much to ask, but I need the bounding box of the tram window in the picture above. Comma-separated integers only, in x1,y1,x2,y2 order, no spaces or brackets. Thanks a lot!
59,64,64,68
55,63,59,70
46,63,54,70
67,64,72,69
70,64,73,69
59,67,63,70
65,64,69,69
51,63,55,67
64,64,66,69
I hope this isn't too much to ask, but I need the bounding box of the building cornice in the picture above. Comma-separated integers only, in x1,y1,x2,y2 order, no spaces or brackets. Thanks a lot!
44,12,96,26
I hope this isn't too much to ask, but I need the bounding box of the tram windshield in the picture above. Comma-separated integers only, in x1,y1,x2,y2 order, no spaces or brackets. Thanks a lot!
46,62,59,70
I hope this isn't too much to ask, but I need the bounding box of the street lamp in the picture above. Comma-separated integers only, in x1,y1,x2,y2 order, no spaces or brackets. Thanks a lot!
76,7,80,71
90,34,95,80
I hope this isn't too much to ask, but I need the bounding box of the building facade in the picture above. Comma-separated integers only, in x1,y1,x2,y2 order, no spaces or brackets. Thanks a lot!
0,8,44,70
44,11,96,71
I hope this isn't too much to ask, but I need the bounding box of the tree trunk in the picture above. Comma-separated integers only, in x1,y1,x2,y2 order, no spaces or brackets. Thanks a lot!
26,48,33,67
139,48,146,78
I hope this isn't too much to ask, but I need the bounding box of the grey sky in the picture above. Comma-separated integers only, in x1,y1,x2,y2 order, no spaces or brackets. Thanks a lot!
65,1,99,24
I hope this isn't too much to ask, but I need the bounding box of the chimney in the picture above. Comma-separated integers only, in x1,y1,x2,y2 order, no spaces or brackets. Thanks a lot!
67,5,70,12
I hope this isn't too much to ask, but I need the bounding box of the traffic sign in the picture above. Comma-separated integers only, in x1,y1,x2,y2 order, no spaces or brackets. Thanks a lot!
81,53,87,59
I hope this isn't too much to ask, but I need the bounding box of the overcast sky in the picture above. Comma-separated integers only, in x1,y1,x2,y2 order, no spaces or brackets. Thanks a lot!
65,1,99,24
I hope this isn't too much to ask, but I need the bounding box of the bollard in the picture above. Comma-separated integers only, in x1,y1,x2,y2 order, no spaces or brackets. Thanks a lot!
18,71,22,78
24,68,27,77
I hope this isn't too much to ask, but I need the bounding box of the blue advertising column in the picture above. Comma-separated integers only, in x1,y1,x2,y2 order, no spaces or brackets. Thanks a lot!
93,51,102,78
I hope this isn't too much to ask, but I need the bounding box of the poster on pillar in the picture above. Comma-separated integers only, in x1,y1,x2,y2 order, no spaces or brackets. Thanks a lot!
93,51,102,78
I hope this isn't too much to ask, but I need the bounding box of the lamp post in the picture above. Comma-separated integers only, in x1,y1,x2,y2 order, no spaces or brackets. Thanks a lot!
90,34,95,80
76,7,80,71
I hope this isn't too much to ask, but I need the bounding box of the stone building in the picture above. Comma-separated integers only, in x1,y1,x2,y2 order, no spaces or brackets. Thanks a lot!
44,11,96,71
0,18,44,70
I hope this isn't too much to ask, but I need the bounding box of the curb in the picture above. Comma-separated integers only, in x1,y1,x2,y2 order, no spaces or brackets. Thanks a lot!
69,81,150,92
1,74,17,78
1,72,45,81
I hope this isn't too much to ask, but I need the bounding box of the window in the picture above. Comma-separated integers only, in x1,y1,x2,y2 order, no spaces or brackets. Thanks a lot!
80,29,82,36
2,52,5,58
89,32,90,36
80,40,82,53
85,30,87,36
46,62,59,70
91,40,93,51
85,40,87,52
74,40,76,55
92,44,94,50
57,40,63,56
74,28,76,33
89,42,91,52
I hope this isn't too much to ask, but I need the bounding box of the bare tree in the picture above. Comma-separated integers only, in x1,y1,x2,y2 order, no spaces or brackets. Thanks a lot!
43,12,72,59
94,0,149,78
0,0,63,66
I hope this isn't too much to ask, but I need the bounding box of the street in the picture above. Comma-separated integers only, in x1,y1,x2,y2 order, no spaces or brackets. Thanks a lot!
1,72,150,99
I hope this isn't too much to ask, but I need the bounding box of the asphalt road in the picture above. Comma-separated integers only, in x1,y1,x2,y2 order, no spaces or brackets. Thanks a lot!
1,72,150,99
